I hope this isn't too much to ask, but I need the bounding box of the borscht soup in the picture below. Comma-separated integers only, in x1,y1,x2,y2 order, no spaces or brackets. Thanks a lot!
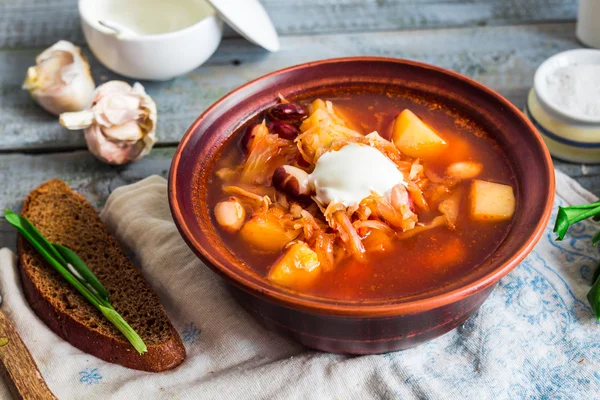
207,90,516,300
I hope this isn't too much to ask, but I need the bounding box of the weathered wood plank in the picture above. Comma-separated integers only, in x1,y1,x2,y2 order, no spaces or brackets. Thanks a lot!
0,22,581,151
0,149,597,252
0,147,175,251
0,220,16,252
0,0,577,49
553,160,600,197
0,148,176,215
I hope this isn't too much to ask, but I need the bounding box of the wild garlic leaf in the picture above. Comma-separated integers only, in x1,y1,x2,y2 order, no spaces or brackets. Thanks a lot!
53,243,110,304
5,210,67,265
99,305,147,355
553,202,600,241
588,273,600,321
593,230,600,247
592,262,600,285
5,209,146,354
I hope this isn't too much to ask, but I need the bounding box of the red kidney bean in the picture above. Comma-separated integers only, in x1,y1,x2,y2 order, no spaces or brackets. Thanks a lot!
267,103,307,124
268,122,300,140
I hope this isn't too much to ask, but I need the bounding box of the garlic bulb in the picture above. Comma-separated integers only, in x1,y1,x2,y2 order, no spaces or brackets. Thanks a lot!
59,81,157,165
22,40,95,116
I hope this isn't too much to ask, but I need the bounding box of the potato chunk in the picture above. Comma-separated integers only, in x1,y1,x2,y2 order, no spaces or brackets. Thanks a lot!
470,180,515,221
392,110,447,158
268,242,321,289
240,214,300,252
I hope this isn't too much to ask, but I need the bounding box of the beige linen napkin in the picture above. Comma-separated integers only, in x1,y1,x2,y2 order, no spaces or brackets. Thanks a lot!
0,171,599,399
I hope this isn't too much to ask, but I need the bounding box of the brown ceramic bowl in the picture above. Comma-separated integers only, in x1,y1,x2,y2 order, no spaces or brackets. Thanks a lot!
169,57,554,354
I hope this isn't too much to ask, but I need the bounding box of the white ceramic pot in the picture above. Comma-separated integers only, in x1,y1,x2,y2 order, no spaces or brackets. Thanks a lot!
577,0,600,49
525,89,600,164
79,0,223,81
526,49,600,164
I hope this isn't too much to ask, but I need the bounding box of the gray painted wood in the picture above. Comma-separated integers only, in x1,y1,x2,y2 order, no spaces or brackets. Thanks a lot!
553,160,600,197
0,148,177,252
0,148,175,215
0,150,598,251
0,22,582,151
0,220,16,252
0,0,577,49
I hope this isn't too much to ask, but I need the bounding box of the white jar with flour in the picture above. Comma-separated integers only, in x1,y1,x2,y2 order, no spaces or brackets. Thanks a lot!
525,49,600,164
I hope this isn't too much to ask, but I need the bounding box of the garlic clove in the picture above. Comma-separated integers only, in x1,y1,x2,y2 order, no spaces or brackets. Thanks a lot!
102,121,144,142
96,100,143,127
59,80,158,165
23,40,95,116
84,124,145,165
134,83,158,139
59,110,95,130
93,80,132,101
137,128,157,160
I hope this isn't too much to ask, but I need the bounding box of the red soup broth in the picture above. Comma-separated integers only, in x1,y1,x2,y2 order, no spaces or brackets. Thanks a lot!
207,89,516,300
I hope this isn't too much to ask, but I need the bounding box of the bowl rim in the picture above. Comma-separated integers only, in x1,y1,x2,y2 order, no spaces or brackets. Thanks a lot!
78,0,221,42
169,56,555,317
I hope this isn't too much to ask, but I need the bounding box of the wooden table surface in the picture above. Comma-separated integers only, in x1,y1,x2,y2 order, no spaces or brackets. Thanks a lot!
0,0,598,251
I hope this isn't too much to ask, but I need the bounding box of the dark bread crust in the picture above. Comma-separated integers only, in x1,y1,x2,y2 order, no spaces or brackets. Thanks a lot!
17,180,185,372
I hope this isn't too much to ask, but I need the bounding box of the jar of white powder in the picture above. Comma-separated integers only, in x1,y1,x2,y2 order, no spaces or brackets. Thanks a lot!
524,49,600,164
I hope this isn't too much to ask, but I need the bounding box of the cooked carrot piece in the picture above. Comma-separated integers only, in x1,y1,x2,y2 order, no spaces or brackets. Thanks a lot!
268,242,321,289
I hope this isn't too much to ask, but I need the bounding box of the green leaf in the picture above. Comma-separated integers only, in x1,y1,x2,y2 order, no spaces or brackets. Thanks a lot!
5,210,110,304
100,305,147,355
593,230,600,247
4,210,146,354
592,261,600,285
5,212,100,307
5,210,67,266
553,207,571,240
53,243,110,304
588,272,600,321
559,200,600,210
553,203,600,241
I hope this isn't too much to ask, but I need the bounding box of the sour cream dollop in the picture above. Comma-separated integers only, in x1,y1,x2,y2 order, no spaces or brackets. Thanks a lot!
308,143,405,206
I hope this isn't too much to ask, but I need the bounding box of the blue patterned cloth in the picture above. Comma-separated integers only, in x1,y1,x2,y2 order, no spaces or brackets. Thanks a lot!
0,172,598,400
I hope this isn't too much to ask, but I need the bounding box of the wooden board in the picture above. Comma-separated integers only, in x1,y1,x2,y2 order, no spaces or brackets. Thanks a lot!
0,0,577,49
0,312,57,399
0,22,581,151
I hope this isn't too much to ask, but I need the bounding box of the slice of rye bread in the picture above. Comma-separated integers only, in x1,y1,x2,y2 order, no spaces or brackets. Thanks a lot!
17,180,185,372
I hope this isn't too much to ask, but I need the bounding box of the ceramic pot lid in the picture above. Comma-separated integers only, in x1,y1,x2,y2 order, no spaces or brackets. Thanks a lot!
207,0,280,52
